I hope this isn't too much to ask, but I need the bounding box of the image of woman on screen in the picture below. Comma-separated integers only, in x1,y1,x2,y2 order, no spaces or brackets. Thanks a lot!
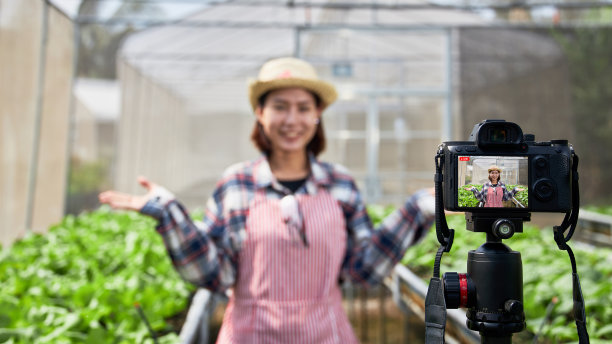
465,165,524,208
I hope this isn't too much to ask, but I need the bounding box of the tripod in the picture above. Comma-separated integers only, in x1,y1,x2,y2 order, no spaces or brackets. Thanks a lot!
443,213,526,344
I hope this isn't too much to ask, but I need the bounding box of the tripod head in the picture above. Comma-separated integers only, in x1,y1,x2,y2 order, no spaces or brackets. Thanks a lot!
442,213,528,343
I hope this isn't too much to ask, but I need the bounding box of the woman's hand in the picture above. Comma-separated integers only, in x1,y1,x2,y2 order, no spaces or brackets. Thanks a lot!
98,176,160,212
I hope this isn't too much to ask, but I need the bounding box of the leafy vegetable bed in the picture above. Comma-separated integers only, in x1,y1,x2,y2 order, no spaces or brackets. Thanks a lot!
401,214,612,343
583,205,612,217
2,206,611,343
0,207,194,343
459,184,528,208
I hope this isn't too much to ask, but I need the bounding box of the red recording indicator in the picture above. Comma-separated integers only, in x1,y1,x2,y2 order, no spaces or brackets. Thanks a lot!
459,156,470,162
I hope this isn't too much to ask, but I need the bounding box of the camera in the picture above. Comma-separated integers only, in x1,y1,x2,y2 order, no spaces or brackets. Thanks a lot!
442,119,573,214
424,120,587,344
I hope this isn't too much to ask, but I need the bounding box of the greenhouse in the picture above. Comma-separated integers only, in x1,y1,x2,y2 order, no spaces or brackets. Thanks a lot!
2,0,612,343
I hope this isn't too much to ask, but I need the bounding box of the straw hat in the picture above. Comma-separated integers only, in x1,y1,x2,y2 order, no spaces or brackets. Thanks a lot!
488,165,502,173
248,57,338,111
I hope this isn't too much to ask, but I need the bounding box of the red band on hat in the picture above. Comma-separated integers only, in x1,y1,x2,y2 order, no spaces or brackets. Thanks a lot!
277,70,292,78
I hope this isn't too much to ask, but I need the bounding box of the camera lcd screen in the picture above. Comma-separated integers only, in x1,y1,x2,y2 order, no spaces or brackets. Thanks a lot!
457,155,529,209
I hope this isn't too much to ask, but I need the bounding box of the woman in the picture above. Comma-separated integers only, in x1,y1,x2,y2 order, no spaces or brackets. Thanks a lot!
99,57,434,343
467,165,522,208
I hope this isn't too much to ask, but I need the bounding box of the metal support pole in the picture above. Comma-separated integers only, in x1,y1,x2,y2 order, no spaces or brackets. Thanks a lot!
25,0,50,230
379,286,387,343
360,287,368,341
443,28,454,141
366,94,380,202
294,26,302,58
64,15,82,215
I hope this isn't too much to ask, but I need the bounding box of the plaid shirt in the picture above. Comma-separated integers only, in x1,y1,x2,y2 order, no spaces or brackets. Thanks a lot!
471,181,518,206
141,155,434,293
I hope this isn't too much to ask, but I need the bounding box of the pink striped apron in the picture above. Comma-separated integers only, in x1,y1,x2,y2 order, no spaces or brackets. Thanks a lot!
216,188,359,344
485,186,503,207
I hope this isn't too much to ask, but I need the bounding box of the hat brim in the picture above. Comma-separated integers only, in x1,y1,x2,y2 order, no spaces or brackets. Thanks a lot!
249,78,338,112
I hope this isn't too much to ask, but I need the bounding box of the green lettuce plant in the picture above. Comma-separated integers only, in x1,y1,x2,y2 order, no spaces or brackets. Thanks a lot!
402,214,612,343
0,207,194,343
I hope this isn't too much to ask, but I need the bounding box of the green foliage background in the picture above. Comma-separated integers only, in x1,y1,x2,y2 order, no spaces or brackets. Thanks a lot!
0,207,194,344
459,184,528,208
553,27,612,204
400,214,612,343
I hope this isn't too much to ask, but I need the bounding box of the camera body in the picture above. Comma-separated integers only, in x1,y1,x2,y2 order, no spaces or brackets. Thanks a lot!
441,119,573,214
426,120,584,343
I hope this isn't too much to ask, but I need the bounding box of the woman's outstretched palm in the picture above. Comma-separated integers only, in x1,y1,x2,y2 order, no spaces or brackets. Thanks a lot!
98,176,158,211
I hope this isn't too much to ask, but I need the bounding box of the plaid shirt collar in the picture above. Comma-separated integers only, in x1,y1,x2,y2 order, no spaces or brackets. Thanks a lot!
254,153,332,195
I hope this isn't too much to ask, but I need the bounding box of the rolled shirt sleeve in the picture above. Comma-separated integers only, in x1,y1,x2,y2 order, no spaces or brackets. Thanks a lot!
341,186,435,287
140,188,237,293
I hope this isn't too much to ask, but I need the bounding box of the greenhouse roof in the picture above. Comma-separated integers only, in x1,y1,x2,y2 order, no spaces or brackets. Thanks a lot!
118,0,487,112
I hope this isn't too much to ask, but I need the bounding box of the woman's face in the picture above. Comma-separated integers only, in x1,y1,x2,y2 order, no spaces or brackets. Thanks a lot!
489,170,500,182
255,87,322,155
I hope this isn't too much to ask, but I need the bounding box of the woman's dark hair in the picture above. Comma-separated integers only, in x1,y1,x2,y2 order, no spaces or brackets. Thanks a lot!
250,90,326,156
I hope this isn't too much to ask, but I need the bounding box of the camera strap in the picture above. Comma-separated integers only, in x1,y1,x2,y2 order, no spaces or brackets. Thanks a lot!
553,153,590,344
425,274,448,343
425,150,455,344
433,151,454,253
